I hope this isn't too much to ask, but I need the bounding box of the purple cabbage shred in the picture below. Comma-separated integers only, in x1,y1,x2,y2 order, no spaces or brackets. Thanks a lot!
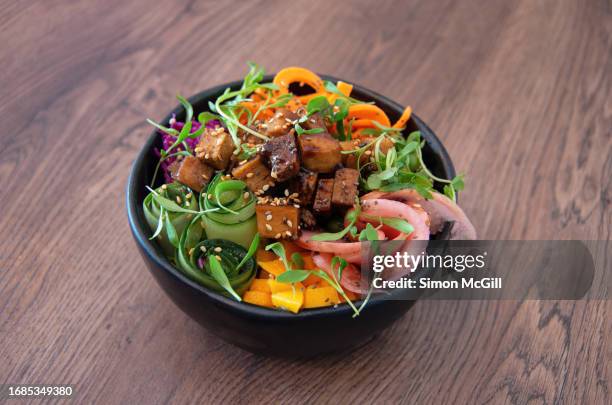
155,114,221,183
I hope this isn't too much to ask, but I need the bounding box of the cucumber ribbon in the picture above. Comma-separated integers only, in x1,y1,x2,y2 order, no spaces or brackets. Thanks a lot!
199,173,257,249
143,182,200,257
177,216,257,299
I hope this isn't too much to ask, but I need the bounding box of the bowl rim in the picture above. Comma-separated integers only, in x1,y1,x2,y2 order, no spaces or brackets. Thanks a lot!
126,74,455,320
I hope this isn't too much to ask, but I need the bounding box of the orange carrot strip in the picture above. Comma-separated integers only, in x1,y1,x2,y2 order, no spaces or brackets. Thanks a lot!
393,106,412,128
347,104,391,127
337,81,353,97
273,67,325,94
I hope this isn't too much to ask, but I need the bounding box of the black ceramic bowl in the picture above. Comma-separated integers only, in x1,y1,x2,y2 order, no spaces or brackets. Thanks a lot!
126,74,455,357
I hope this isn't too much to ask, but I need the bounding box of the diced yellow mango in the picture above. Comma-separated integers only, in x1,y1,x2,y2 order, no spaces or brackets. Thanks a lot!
249,279,271,293
268,279,304,294
271,288,304,314
258,259,286,276
243,290,273,308
304,286,340,309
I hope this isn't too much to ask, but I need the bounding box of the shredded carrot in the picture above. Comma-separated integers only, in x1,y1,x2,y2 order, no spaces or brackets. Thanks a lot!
393,106,412,128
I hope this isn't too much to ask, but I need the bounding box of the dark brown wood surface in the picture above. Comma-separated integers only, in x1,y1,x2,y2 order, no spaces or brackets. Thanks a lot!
1,0,610,403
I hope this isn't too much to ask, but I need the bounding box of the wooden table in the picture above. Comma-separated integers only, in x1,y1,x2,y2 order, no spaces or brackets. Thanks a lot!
1,0,609,403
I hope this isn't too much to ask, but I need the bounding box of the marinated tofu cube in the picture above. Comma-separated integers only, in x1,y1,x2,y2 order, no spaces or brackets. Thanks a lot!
290,169,318,205
298,133,341,173
256,204,299,239
195,127,234,170
313,178,334,214
231,155,275,193
169,156,214,192
340,137,395,169
332,168,360,207
340,140,360,169
262,109,299,137
300,208,317,229
261,133,300,182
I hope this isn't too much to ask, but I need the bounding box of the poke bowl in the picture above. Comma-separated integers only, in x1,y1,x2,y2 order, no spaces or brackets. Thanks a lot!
126,65,475,357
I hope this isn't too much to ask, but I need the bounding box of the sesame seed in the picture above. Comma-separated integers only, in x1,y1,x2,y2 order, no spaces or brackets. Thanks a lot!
294,204,300,208
246,172,254,178
176,196,182,204
214,247,222,253
275,233,281,239
365,150,372,156
262,184,270,191
205,153,210,159
188,248,194,256
185,193,192,199
286,220,293,228
200,246,207,252
266,214,272,221
284,189,290,197
265,224,272,231
243,192,250,199
161,184,167,190
208,194,213,200
270,171,278,179
215,255,222,261
285,231,292,237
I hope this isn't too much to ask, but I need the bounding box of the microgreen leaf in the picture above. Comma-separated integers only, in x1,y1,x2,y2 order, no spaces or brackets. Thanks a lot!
331,256,348,281
177,94,193,123
295,124,324,135
146,119,179,136
199,111,220,125
164,212,179,247
451,175,465,191
379,217,414,235
149,206,165,240
309,225,352,242
146,187,200,214
236,233,260,271
208,255,242,301
310,199,361,241
358,223,379,241
265,242,291,271
276,270,311,284
306,96,330,115
291,252,304,269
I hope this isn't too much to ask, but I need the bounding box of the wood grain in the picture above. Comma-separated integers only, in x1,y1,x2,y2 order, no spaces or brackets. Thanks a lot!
0,0,610,403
